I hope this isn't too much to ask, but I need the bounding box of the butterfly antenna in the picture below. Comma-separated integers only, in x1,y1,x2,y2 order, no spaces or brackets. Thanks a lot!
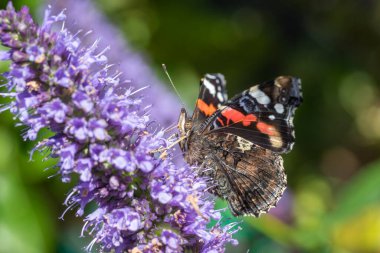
162,64,186,108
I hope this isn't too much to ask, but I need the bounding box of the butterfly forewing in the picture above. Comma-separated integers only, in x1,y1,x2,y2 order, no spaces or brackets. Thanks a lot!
202,76,302,154
191,73,228,126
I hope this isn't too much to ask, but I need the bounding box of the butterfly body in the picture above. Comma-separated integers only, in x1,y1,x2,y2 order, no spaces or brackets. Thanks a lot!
178,74,302,216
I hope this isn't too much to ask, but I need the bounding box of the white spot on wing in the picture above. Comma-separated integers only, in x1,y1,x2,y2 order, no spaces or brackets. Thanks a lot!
216,74,226,86
269,135,283,148
203,79,216,96
274,103,284,114
237,136,253,151
217,91,224,102
249,86,270,105
269,115,275,120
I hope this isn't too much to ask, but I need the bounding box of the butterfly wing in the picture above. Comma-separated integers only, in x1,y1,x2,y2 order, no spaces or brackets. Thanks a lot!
191,73,228,126
201,76,302,154
201,133,286,217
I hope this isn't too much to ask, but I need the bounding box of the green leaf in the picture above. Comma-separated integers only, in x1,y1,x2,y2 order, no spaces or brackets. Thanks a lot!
0,127,55,253
329,160,380,223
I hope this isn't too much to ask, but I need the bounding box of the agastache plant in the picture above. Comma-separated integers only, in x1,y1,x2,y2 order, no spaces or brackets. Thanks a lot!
0,3,238,253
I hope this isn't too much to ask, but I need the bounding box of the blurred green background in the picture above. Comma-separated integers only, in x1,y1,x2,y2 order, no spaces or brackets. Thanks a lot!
1,0,380,252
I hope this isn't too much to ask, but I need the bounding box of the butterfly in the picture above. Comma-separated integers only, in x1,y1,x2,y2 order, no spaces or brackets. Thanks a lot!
178,74,302,216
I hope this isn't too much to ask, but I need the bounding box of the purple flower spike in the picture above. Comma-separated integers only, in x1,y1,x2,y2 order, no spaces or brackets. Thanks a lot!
0,2,239,252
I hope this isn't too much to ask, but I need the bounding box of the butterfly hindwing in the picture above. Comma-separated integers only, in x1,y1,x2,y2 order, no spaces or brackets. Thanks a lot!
200,133,286,217
192,73,228,125
202,76,302,154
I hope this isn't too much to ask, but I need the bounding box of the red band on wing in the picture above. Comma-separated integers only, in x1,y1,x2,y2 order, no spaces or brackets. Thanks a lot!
197,99,217,116
256,122,279,136
220,107,279,136
242,114,258,126
221,107,257,126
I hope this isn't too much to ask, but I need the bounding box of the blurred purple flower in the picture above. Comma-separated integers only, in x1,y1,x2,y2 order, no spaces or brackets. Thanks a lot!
0,3,238,252
268,189,294,223
50,0,180,127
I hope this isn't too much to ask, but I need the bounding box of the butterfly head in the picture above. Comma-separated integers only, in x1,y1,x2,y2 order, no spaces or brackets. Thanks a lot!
177,108,192,151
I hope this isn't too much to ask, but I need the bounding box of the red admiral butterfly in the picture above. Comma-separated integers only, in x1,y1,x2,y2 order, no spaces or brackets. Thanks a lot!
178,74,302,216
